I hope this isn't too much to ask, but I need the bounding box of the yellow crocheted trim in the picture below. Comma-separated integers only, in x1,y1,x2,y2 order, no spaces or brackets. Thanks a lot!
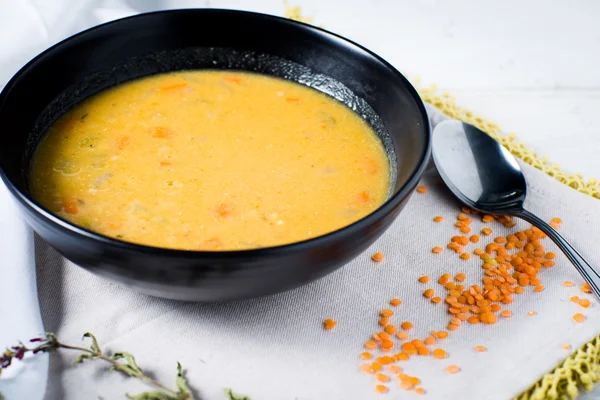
282,4,600,399
283,0,313,24
515,336,600,400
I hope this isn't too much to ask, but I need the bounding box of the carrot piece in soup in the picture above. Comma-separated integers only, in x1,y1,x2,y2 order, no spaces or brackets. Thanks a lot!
223,76,242,84
149,127,173,138
116,136,130,150
63,199,79,214
160,82,189,92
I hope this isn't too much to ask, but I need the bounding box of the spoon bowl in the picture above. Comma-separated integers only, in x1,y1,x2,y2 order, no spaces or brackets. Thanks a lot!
433,119,600,297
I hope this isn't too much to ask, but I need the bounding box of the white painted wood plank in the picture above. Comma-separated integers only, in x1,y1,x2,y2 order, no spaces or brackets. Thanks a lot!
444,90,600,179
207,0,600,89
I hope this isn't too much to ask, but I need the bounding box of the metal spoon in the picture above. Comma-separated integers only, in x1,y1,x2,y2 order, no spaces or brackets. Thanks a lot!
432,119,600,297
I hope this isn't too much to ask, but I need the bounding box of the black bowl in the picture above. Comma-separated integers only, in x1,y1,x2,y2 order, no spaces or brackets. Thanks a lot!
0,9,430,301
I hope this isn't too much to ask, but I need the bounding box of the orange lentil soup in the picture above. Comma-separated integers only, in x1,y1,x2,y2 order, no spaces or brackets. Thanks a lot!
29,71,390,250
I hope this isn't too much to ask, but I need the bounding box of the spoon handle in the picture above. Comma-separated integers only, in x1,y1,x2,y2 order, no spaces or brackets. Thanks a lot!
516,209,600,297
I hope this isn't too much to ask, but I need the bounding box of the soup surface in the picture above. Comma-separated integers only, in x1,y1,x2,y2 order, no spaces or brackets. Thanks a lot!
30,71,390,250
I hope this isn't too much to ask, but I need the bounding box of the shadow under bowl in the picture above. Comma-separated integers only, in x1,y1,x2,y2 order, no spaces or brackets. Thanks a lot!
0,9,430,301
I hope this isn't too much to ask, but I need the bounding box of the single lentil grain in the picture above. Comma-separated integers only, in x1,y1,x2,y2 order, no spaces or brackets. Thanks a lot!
323,318,337,330
401,321,414,330
579,299,591,308
375,384,388,394
573,313,586,323
446,365,460,374
372,252,385,262
432,349,447,359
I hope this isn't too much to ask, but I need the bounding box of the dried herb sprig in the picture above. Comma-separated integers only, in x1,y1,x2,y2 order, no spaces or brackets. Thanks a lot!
224,388,251,400
1,332,194,400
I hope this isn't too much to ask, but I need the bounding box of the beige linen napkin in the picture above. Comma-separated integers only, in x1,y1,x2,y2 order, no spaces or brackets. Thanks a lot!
35,106,600,400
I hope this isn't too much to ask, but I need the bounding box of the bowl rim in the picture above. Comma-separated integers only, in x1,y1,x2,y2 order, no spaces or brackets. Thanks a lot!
0,8,432,257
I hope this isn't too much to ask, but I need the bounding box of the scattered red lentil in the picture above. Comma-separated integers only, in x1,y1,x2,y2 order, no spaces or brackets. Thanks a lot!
389,365,402,374
481,227,493,236
432,349,447,359
482,215,494,223
573,313,586,323
438,273,450,284
432,246,443,254
417,347,430,356
375,384,388,394
381,339,394,349
380,309,394,318
372,252,385,262
416,185,427,194
562,344,572,350
371,362,383,371
578,299,591,308
358,209,568,395
384,325,397,335
437,331,449,339
581,283,592,294
323,318,337,330
376,373,390,383
446,365,460,374
390,298,402,306
528,311,537,316
570,296,580,303
401,321,414,330
414,388,426,395
563,281,574,287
